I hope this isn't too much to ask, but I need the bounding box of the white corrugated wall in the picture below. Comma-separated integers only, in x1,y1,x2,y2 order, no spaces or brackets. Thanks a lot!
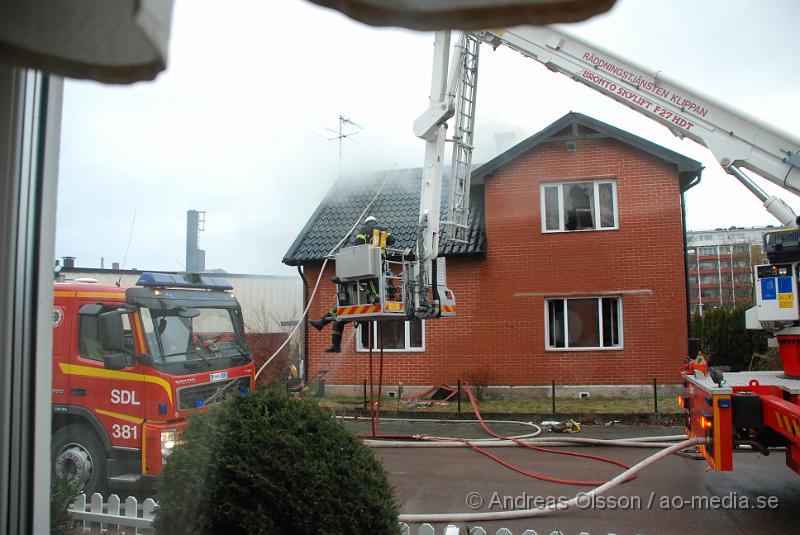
57,270,302,333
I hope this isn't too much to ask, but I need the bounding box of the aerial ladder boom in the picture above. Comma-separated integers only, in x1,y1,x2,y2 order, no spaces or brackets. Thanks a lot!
329,31,464,322
479,26,800,226
340,24,800,321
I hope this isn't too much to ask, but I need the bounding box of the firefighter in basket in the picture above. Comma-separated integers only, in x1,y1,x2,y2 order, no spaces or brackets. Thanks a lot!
309,216,395,353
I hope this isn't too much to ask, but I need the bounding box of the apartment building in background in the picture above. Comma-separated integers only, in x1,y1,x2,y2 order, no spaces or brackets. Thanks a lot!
686,226,773,315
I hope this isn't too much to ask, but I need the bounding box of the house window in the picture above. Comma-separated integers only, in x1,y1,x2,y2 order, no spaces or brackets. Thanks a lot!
541,180,617,232
545,297,622,350
357,320,424,352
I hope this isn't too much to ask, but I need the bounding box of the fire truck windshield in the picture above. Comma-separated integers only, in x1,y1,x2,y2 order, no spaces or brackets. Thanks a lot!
139,306,249,365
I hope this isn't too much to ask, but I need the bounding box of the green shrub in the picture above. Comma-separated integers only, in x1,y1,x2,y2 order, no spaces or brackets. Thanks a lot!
50,473,80,535
693,305,768,371
154,389,400,535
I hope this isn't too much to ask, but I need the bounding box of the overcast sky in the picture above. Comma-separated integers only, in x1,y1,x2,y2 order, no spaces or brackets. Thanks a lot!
55,0,800,277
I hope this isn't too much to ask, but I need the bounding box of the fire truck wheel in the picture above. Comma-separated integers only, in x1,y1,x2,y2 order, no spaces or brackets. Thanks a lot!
52,424,108,496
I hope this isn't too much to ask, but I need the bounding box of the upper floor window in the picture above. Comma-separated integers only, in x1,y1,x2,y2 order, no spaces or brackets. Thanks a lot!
541,180,617,232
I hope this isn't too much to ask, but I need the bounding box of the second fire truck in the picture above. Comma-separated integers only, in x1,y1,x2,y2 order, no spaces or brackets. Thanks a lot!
52,272,255,494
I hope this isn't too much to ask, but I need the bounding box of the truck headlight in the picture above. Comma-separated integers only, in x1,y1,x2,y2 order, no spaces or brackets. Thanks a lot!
161,429,177,463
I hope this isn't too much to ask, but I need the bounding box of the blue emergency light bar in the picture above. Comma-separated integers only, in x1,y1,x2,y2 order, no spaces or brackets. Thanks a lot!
136,272,234,291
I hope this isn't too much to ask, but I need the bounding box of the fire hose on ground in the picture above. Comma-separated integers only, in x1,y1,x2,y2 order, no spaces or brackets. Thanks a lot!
396,437,705,523
346,382,704,520
351,383,700,485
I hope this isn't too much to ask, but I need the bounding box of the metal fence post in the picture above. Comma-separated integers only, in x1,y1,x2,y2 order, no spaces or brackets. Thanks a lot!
653,377,658,414
457,379,461,414
551,379,556,415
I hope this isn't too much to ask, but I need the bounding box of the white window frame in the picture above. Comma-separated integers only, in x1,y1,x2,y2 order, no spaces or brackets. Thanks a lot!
544,296,624,351
540,180,618,233
356,320,425,353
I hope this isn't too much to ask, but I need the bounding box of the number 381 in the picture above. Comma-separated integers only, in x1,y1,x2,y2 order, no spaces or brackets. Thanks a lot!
112,423,138,440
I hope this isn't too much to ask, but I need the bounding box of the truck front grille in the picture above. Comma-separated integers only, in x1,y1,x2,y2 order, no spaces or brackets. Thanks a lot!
177,376,252,411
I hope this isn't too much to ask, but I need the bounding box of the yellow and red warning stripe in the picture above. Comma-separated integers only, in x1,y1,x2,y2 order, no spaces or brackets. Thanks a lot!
774,410,800,437
440,304,456,313
337,304,381,316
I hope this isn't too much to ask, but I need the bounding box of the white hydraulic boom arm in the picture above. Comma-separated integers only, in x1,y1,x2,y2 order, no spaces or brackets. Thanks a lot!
478,26,800,226
408,31,474,318
410,25,800,318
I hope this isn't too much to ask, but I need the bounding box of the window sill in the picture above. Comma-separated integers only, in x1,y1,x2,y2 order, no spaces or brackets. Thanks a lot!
355,348,425,353
541,227,619,233
545,346,624,352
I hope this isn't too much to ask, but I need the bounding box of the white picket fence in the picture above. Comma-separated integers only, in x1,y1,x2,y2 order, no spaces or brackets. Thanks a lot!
399,525,540,535
69,493,157,534
69,494,537,535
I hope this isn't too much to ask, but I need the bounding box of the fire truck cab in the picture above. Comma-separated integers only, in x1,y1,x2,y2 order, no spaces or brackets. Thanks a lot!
51,272,255,494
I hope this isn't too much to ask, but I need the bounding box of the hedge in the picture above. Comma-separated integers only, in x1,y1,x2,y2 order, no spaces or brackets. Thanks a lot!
154,389,400,535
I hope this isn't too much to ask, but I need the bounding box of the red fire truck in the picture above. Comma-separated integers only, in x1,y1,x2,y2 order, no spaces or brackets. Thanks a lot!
681,242,800,475
51,272,255,494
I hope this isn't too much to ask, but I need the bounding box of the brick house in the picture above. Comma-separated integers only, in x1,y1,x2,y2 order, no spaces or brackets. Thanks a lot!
283,113,703,396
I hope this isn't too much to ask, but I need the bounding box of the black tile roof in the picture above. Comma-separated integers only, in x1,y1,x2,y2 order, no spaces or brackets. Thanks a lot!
283,112,703,266
282,168,485,265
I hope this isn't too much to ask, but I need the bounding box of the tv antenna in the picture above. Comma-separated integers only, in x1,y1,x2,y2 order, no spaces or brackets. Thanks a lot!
311,115,362,176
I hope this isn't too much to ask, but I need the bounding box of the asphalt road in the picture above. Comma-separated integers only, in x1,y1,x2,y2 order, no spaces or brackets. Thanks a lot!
352,421,799,535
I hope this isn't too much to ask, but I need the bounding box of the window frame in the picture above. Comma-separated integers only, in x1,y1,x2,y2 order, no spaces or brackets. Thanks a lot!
356,319,425,353
540,179,618,233
544,296,624,351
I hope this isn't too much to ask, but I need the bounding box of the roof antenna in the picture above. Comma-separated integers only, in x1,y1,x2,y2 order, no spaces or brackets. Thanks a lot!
311,115,362,176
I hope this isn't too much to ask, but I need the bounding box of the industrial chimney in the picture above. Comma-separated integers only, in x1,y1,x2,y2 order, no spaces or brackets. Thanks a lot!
186,210,206,272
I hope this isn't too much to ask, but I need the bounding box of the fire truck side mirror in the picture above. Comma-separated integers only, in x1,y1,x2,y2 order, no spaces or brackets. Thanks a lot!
98,310,126,353
99,310,135,370
103,352,129,371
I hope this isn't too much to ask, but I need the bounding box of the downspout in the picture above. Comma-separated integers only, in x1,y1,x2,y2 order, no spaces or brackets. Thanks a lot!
297,265,309,385
681,172,702,353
